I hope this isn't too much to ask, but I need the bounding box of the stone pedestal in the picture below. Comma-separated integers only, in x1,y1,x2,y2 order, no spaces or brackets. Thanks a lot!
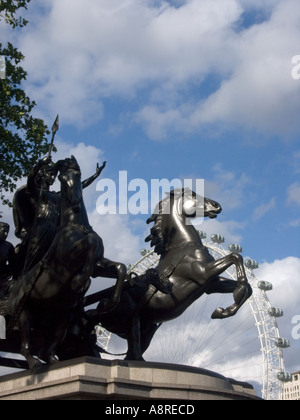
0,357,259,400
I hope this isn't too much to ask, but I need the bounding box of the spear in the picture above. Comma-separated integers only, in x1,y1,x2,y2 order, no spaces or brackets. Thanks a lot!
47,114,59,160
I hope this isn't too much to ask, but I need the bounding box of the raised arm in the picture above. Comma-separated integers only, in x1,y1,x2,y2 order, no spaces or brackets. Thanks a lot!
82,161,107,189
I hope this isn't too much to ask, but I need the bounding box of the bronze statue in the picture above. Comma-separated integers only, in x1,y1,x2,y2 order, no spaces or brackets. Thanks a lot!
85,189,252,361
0,156,126,369
0,153,252,370
13,158,107,278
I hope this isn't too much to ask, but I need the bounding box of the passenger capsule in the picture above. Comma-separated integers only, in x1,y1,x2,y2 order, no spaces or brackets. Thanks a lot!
198,231,207,239
211,234,225,244
245,259,259,269
258,281,273,291
277,371,292,382
268,307,283,318
228,244,243,253
275,338,290,349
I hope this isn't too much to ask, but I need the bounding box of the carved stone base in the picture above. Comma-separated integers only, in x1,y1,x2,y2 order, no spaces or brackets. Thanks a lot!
0,357,260,400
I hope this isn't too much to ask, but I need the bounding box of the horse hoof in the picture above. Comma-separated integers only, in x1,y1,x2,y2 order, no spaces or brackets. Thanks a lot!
211,307,225,319
97,298,116,314
125,355,145,362
48,355,59,365
28,358,44,370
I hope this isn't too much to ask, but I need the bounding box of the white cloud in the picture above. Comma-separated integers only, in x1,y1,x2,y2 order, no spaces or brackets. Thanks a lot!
252,197,276,221
287,183,300,207
134,106,184,140
137,1,300,140
206,164,252,211
289,218,300,228
13,0,300,140
293,151,300,173
88,210,142,264
196,218,245,245
188,165,252,248
257,257,300,316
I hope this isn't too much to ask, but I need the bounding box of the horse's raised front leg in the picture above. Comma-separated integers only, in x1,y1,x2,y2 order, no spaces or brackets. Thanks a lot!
93,258,127,314
201,253,252,319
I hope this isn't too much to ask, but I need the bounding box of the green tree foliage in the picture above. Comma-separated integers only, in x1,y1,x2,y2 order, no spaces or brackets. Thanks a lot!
0,0,29,28
0,0,50,211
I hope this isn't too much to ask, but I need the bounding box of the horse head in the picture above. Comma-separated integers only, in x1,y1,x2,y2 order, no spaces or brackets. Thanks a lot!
146,188,222,255
175,188,222,220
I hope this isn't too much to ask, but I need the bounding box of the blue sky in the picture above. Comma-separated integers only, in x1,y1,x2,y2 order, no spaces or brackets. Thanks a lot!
4,0,296,263
1,0,300,385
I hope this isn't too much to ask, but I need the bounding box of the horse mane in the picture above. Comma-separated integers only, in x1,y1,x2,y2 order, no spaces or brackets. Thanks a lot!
145,189,183,255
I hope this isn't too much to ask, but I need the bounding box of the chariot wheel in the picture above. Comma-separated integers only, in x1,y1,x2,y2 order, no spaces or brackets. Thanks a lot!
97,231,291,400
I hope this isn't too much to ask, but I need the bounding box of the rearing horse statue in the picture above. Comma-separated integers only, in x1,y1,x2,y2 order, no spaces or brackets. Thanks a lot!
87,188,252,361
7,156,126,369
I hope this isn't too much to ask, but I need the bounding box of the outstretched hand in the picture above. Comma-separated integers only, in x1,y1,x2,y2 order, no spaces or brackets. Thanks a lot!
96,161,107,174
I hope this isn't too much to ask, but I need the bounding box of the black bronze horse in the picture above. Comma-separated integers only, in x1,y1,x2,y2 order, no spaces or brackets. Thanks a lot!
6,156,126,369
86,188,252,361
